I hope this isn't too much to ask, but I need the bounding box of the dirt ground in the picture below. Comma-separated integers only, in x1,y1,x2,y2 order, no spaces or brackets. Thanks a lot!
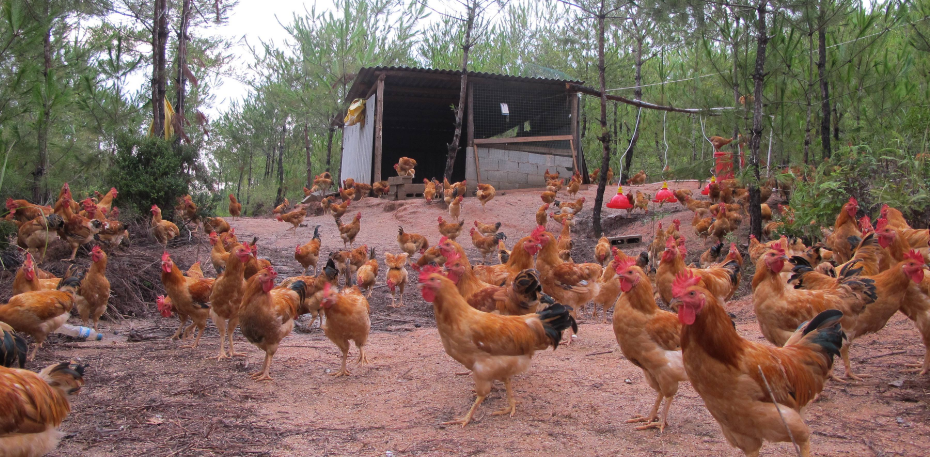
28,181,930,456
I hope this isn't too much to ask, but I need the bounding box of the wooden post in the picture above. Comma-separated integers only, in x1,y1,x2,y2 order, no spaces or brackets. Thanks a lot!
467,81,480,183
570,139,579,176
571,94,585,183
373,73,385,182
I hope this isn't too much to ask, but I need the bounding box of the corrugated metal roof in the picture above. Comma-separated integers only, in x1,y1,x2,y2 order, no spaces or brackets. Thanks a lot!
346,66,583,102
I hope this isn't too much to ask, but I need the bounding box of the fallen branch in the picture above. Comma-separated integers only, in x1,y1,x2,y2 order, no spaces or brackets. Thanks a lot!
567,83,720,115
585,350,613,357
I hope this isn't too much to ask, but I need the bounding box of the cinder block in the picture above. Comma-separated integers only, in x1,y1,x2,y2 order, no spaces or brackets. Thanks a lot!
477,148,489,159
487,170,509,181
528,153,548,165
481,159,500,171
509,150,527,162
527,174,546,186
518,162,538,173
507,172,528,183
502,160,522,172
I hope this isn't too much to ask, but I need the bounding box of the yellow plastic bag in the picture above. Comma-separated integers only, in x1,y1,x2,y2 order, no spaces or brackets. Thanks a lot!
344,98,366,127
147,97,176,139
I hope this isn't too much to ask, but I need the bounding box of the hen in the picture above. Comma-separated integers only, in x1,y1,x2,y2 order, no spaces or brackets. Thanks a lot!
418,266,576,426
448,195,463,221
0,362,86,456
75,246,111,331
16,214,63,263
295,225,323,275
394,157,417,177
437,216,465,240
824,197,862,263
385,253,409,308
228,194,242,219
656,236,740,306
372,180,390,197
320,281,371,377
0,278,81,360
337,212,362,248
475,183,496,208
151,205,180,247
209,243,253,359
397,226,428,259
1,322,28,368
470,228,506,263
673,271,844,457
355,248,379,298
473,220,501,237
594,236,611,266
160,252,215,347
423,178,438,203
239,268,306,381
276,207,306,232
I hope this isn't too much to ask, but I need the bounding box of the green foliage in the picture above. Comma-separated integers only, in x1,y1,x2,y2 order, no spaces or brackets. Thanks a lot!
0,219,16,250
107,135,199,219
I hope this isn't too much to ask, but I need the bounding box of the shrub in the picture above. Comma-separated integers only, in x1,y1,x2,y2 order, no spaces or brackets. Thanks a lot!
107,135,200,219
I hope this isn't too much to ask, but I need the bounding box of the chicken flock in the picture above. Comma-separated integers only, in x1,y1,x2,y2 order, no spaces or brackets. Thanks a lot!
3,160,930,456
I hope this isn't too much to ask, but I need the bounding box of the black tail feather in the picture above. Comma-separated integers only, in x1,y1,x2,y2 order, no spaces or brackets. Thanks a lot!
536,303,578,350
1,328,28,368
289,280,307,305
796,309,846,364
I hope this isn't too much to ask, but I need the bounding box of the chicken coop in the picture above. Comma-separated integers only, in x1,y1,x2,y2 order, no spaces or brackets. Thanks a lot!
340,66,587,195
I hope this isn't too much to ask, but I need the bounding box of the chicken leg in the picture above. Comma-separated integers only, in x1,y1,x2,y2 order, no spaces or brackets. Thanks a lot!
250,351,275,381
627,392,663,427
333,345,352,377
491,378,517,417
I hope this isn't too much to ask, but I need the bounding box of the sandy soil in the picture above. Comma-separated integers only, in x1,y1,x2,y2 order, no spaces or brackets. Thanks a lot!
28,181,930,456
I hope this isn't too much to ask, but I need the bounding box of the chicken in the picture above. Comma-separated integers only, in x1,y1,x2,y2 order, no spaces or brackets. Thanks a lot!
0,278,81,360
228,194,242,219
708,208,732,243
498,239,511,264
550,211,573,226
175,194,198,224
372,180,390,198
437,216,465,240
423,178,438,203
879,204,910,231
329,198,351,219
160,252,215,347
628,170,647,185
397,226,428,259
0,362,86,456
74,246,110,331
647,223,666,265
1,322,28,368
473,220,501,237
673,271,844,457
344,244,371,280
353,182,372,199
708,135,734,150
78,198,104,221
385,253,409,308
589,168,600,182
94,187,118,213
151,205,180,247
472,235,538,286
272,198,290,215
634,191,650,215
448,195,463,221
320,281,371,377
313,172,333,191
276,207,306,232
244,242,272,280
529,227,602,343
336,212,362,248
417,266,577,426
355,248,379,298
546,178,564,194
612,257,687,432
594,236,612,266
544,169,560,181
96,216,128,250
443,249,546,316
475,183,495,208
699,242,724,268
239,267,306,381
295,225,323,275
58,213,104,261
12,253,63,296
535,204,549,227
753,245,874,353
540,191,556,204
5,198,54,226
338,186,356,202
470,228,507,263
394,157,417,176
558,197,586,215
208,243,253,359
208,231,231,274
203,216,231,234
417,246,447,268
566,175,581,198
656,236,740,306
824,197,862,264
15,214,63,264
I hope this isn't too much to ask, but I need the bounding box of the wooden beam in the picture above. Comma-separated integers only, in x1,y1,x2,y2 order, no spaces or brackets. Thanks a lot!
468,81,480,184
473,134,573,145
373,74,385,182
566,83,719,115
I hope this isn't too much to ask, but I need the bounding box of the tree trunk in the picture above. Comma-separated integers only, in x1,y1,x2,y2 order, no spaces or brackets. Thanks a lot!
33,9,52,203
592,13,611,237
444,4,475,181
748,0,769,241
732,14,741,145
246,147,253,207
304,122,313,188
818,24,831,159
621,34,644,185
326,119,336,172
236,165,244,202
151,0,168,137
803,32,813,164
275,121,287,206
175,0,191,128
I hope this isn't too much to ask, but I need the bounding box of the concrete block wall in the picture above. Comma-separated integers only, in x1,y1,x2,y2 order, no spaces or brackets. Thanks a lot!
465,147,574,191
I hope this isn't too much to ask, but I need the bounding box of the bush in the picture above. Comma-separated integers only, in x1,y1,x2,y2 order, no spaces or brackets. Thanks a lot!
107,135,201,219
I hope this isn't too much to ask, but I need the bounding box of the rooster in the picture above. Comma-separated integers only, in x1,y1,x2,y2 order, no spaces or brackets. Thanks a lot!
397,226,428,259
473,220,501,237
438,216,465,240
673,270,844,457
417,265,576,426
475,183,496,208
239,268,306,381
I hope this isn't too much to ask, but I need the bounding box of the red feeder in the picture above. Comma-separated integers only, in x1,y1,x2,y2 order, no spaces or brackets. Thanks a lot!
653,182,678,203
701,176,716,195
607,185,633,209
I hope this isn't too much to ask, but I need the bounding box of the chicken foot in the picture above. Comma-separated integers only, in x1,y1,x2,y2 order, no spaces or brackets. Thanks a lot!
443,395,486,427
180,324,205,349
490,378,517,418
627,392,663,426
333,347,352,377
249,352,275,382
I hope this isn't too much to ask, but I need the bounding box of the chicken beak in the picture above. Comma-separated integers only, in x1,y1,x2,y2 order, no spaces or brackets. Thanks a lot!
668,298,682,312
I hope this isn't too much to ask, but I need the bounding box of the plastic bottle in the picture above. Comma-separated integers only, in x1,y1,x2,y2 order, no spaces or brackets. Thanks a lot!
55,323,104,341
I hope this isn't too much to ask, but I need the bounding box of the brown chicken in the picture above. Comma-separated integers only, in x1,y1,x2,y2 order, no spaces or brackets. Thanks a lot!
59,213,104,261
634,191,649,215
674,270,844,456
96,214,128,250
277,207,306,232
355,248,379,298
544,169,560,181
208,243,253,359
338,186,356,202
470,228,506,263
394,157,417,177
272,198,290,216
423,178,438,203
15,213,63,263
337,212,362,248
708,135,733,150
151,205,180,247
74,246,110,331
320,281,371,376
353,182,372,199
372,180,390,197
536,204,549,227
0,362,86,456
313,172,333,190
385,253,409,308
397,226,428,259
160,252,215,347
437,216,465,240
244,242,272,280
12,253,62,296
295,225,322,275
448,195,463,221
5,198,54,226
203,216,231,234
824,197,862,263
546,178,564,194
417,266,577,426
471,235,537,286
475,183,496,208
566,176,581,198
594,236,612,266
656,236,740,306
628,170,647,185
176,194,198,223
239,267,306,381
612,257,687,432
443,249,546,316
330,198,351,219
540,191,556,204
209,231,231,274
474,220,501,237
0,278,81,360
228,194,242,219
699,242,724,268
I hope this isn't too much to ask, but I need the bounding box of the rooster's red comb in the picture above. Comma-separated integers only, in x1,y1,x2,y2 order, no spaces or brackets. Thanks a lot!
875,217,888,231
672,270,702,298
849,197,858,206
613,257,636,274
771,243,786,255
665,236,677,250
418,264,443,283
905,250,924,264
162,251,170,261
531,225,546,239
